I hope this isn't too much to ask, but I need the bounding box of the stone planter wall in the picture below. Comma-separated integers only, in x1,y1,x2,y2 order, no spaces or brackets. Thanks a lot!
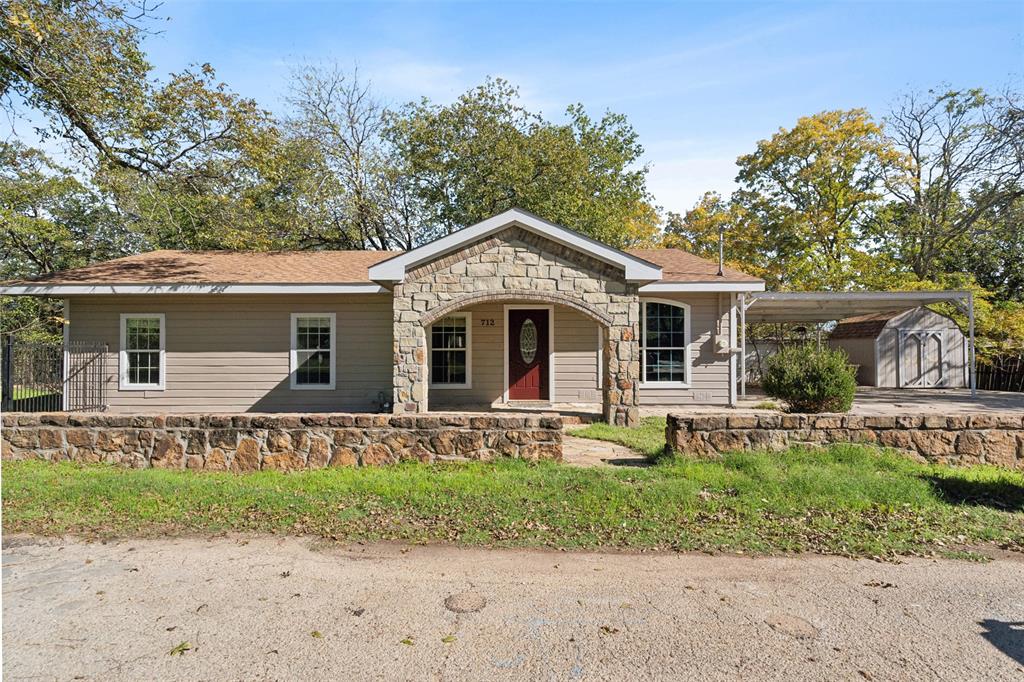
1,412,562,472
666,413,1024,469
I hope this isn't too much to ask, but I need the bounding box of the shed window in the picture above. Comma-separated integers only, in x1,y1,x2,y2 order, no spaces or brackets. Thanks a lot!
291,313,336,390
430,314,471,388
119,314,165,390
641,300,691,386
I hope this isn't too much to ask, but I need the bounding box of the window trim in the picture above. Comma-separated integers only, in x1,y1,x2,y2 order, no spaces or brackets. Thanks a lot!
639,298,692,389
429,312,472,390
290,312,337,391
119,313,166,391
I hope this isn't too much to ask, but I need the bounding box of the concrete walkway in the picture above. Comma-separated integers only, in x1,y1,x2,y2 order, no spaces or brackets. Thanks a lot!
561,435,649,467
3,536,1022,680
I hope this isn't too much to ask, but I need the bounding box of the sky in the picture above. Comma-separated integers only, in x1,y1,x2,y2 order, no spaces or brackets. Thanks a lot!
41,1,1024,214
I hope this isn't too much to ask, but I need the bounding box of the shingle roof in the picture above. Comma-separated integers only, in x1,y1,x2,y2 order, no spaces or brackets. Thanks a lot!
627,249,762,283
830,311,904,339
4,247,761,286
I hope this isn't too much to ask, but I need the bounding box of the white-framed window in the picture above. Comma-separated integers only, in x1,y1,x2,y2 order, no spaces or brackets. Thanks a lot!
429,313,472,389
640,299,691,387
290,313,336,390
119,313,166,390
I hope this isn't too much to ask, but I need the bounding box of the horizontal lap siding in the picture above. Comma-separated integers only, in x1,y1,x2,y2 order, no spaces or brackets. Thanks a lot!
428,302,600,408
638,293,732,406
69,294,393,413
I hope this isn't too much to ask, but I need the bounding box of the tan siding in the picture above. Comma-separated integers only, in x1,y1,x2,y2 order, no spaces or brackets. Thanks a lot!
829,337,878,385
637,293,733,406
69,294,393,413
427,302,601,408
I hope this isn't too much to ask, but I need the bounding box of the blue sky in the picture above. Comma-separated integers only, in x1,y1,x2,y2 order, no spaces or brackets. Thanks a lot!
98,1,1024,212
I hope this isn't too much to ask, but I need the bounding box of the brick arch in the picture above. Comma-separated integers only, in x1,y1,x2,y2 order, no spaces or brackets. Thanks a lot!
421,289,614,328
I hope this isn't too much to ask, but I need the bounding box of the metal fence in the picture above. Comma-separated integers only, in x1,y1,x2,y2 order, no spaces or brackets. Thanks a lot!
1,335,108,412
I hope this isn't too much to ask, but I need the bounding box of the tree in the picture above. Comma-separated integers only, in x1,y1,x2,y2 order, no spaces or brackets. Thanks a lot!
385,79,657,248
0,142,132,339
876,88,1024,280
732,109,901,290
939,193,1024,302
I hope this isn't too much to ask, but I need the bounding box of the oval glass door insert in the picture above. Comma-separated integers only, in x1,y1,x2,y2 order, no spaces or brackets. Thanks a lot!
519,319,538,364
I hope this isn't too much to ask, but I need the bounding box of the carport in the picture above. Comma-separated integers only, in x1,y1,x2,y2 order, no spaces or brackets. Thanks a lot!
737,291,976,398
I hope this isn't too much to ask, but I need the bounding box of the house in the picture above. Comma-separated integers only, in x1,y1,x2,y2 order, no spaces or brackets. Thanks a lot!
829,308,968,388
0,209,765,425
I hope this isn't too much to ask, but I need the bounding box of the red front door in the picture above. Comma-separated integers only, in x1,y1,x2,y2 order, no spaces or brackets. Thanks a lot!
508,309,549,401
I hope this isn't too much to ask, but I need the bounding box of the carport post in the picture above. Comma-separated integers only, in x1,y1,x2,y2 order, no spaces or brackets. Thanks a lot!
968,292,976,398
739,293,747,398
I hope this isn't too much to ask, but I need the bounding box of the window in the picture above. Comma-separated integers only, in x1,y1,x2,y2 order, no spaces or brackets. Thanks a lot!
430,313,471,388
290,313,336,390
119,314,165,390
641,300,691,386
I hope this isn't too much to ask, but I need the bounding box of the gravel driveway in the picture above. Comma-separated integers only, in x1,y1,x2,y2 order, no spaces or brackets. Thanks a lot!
3,536,1022,680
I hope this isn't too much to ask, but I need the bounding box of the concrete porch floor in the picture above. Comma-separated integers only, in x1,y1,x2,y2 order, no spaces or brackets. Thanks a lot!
438,388,1024,423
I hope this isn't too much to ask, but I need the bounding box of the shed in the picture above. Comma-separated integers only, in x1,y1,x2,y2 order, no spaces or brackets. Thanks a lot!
829,307,967,388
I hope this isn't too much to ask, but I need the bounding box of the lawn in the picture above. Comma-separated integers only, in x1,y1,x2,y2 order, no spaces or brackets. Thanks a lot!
4,444,1022,558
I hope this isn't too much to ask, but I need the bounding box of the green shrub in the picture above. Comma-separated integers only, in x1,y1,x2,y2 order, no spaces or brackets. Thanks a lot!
761,344,857,413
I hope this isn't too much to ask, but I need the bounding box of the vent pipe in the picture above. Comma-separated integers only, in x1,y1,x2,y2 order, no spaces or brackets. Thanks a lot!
717,226,726,277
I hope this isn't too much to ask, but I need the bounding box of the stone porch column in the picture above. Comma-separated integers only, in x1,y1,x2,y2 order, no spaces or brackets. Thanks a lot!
392,282,428,414
602,298,641,427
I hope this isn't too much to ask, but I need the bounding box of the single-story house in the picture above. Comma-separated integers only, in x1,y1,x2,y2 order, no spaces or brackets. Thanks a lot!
0,209,766,425
829,308,968,388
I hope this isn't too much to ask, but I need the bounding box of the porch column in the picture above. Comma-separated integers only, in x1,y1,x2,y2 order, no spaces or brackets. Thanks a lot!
602,298,641,427
392,283,428,414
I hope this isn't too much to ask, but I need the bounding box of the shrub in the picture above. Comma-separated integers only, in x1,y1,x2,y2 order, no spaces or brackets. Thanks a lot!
761,344,857,413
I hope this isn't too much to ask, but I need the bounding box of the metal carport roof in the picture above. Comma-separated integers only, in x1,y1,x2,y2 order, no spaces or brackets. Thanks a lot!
742,290,972,323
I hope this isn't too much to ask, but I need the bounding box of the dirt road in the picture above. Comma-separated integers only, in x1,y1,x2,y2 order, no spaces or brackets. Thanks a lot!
3,535,1022,680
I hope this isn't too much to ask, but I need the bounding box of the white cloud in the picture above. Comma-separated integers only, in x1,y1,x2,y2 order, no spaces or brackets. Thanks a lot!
646,153,740,215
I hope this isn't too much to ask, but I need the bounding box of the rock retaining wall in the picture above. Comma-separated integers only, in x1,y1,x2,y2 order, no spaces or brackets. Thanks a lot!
666,413,1024,469
1,412,562,472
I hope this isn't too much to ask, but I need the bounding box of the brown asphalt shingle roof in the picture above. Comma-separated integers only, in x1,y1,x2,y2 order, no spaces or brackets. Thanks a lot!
830,311,904,339
6,247,761,285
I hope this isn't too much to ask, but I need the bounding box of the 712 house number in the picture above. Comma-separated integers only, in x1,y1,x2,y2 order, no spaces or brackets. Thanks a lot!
479,319,496,326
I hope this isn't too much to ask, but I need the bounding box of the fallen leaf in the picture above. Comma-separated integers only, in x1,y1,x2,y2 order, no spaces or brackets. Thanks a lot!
441,635,457,644
311,631,322,639
168,642,191,656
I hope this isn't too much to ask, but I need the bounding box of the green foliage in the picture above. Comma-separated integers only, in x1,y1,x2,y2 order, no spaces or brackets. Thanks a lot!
385,78,659,248
4,451,1022,557
762,345,857,413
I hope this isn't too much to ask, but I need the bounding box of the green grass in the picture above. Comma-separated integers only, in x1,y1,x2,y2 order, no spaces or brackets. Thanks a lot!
4,445,1022,558
570,416,668,459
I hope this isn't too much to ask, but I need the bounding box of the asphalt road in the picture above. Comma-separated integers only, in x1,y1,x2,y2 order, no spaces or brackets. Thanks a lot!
3,535,1022,681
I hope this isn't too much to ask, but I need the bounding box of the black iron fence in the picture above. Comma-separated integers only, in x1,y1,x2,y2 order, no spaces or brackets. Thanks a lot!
1,335,108,412
977,354,1024,393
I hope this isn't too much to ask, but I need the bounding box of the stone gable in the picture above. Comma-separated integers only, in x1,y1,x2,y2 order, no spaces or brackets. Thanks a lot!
392,226,641,425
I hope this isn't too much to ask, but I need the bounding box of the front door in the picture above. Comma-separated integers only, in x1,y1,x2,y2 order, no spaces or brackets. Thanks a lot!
508,309,549,401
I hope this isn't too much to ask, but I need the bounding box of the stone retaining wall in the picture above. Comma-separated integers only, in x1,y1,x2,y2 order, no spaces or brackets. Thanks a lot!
666,413,1024,469
1,412,562,472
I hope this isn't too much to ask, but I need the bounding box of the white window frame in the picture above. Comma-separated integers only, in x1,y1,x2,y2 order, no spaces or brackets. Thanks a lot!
429,312,472,389
640,298,692,388
290,313,337,390
119,313,166,391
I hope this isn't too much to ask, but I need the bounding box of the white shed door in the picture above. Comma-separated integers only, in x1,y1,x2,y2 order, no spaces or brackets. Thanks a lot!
899,329,946,388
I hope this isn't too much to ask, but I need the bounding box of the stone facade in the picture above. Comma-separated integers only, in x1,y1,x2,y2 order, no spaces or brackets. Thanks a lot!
392,226,642,425
1,412,562,471
666,413,1024,469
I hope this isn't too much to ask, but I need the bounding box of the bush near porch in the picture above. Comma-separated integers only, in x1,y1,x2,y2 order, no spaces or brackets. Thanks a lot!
3,445,1021,559
762,344,858,413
